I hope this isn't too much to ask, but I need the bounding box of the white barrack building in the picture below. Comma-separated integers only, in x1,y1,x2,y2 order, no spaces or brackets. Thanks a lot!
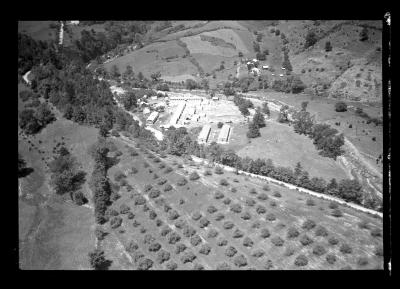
198,125,211,144
217,124,231,144
169,102,186,125
146,111,159,125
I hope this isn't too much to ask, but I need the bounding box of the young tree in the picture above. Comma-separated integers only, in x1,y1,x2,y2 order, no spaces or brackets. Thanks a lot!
282,51,293,71
277,105,289,123
247,121,261,138
294,162,303,178
262,102,270,117
88,249,111,270
111,65,120,78
253,41,260,53
338,179,363,204
150,71,161,82
335,101,348,112
325,41,332,52
304,31,318,49
301,101,309,111
253,109,266,128
359,27,369,41
238,51,243,58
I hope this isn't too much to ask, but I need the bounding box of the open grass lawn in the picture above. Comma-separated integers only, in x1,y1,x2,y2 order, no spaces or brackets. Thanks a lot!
18,115,98,269
223,121,348,181
100,136,382,270
244,90,383,171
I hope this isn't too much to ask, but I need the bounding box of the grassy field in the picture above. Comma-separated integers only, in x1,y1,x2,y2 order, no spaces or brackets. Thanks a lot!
243,90,383,172
97,136,383,270
18,86,99,270
223,120,349,181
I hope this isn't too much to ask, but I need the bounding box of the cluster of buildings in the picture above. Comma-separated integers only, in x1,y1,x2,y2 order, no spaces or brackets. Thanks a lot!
197,123,231,145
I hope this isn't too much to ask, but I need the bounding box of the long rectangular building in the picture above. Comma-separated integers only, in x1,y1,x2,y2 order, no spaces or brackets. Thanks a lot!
217,124,231,144
169,102,186,125
146,111,159,124
198,125,211,144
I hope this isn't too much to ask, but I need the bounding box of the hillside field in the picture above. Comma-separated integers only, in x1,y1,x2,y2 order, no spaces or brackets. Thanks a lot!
96,136,383,270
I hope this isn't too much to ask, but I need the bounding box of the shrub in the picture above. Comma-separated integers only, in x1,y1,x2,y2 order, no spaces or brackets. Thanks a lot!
207,229,219,238
165,261,178,270
335,101,348,112
182,226,196,238
246,198,256,207
357,257,369,267
95,227,108,241
176,177,188,186
163,204,172,212
153,173,159,179
140,226,146,233
207,205,218,214
262,184,270,191
199,217,210,228
189,171,200,180
294,254,308,267
119,204,131,214
328,236,339,245
273,191,282,198
223,221,235,230
329,202,338,209
243,237,254,247
217,238,228,246
270,201,277,207
157,178,167,186
143,161,149,168
215,213,225,221
371,228,382,237
306,198,315,206
249,188,257,195
149,188,161,198
225,246,237,257
164,167,173,174
323,254,336,265
241,211,252,220
214,191,225,199
134,195,146,205
232,228,244,238
302,219,316,230
174,219,187,229
110,216,123,229
114,170,126,182
156,250,170,264
181,251,196,263
192,212,202,221
331,209,343,218
144,184,153,192
214,167,224,174
142,204,150,212
193,263,205,270
271,236,284,246
126,241,139,253
175,243,187,254
219,178,229,186
284,246,295,256
137,258,153,270
252,249,265,258
313,245,326,256
315,226,329,237
230,203,242,213
132,251,145,263
339,243,352,254
266,213,276,221
223,198,232,205
132,220,141,227
374,246,384,257
149,242,162,252
234,254,248,267
168,210,180,220
252,221,261,229
256,205,267,214
287,227,300,239
216,262,231,270
260,228,271,238
155,219,163,226
204,169,212,176
164,184,173,192
199,244,211,255
167,232,181,244
148,210,157,220
300,234,314,246
257,193,269,201
158,163,166,169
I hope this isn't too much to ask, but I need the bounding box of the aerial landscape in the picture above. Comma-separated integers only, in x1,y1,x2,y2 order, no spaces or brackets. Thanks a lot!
18,20,386,270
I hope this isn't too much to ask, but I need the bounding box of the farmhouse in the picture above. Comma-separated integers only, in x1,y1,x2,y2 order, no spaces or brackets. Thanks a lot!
217,124,231,144
198,125,211,144
146,111,159,125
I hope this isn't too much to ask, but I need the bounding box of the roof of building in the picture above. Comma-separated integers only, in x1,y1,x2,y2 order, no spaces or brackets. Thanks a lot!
147,111,159,122
198,125,211,141
218,124,231,141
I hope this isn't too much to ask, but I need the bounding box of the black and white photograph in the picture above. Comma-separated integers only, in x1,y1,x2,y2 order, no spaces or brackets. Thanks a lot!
17,18,390,271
